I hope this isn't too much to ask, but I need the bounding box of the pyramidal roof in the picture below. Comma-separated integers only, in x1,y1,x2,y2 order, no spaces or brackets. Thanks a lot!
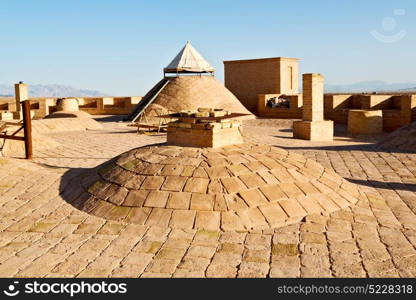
164,41,215,74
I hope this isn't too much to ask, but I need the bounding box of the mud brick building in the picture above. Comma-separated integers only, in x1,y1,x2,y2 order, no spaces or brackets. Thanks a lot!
224,57,299,113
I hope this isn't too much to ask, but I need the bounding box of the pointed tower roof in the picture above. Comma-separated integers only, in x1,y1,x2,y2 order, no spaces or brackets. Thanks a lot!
164,41,215,74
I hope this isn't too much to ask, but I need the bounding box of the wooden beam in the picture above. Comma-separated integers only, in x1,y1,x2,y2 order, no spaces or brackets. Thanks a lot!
22,100,33,159
11,126,24,136
0,134,25,141
4,121,22,126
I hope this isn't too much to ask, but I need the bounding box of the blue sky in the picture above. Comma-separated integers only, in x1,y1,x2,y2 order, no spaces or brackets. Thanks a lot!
1,0,415,95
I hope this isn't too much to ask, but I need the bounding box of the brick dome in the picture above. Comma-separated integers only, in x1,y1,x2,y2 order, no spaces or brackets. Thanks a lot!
379,120,416,152
71,143,360,231
145,76,252,117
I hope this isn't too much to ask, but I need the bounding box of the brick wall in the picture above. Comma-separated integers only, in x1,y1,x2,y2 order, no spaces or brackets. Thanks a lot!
0,96,142,119
323,94,416,132
224,57,299,114
167,120,243,148
302,73,324,121
257,94,303,119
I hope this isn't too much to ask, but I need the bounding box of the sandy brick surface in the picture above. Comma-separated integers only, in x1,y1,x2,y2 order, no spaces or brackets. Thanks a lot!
0,117,415,277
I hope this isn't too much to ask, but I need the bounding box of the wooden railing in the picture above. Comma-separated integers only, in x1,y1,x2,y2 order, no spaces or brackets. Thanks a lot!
0,100,33,159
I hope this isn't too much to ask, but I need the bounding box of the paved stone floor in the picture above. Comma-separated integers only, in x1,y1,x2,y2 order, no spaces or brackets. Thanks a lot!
0,117,416,278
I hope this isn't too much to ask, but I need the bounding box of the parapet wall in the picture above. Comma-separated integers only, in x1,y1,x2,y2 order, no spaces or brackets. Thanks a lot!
0,96,141,119
324,94,416,132
256,93,416,132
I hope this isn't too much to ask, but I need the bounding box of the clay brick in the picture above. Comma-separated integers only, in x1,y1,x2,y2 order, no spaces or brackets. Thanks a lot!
125,207,152,224
88,180,109,197
169,210,196,229
123,190,149,207
258,203,287,225
124,175,145,189
181,166,196,176
226,154,249,165
237,208,268,229
221,177,246,193
311,194,339,213
305,159,324,174
211,194,226,211
262,159,283,170
90,201,114,217
311,180,334,194
279,199,307,217
269,169,293,183
193,167,209,178
106,206,131,221
145,208,172,227
140,164,164,176
295,181,320,195
244,161,269,172
238,189,268,207
194,211,221,231
301,232,326,244
319,176,340,190
293,120,333,141
144,191,169,208
326,192,350,209
221,212,245,231
184,178,209,193
279,183,304,198
161,176,187,192
227,164,252,176
221,194,248,212
296,195,323,214
207,179,224,194
337,188,359,204
160,165,184,176
257,170,279,185
166,192,191,209
287,169,309,182
205,166,230,178
238,174,266,188
348,110,383,135
107,186,129,205
141,176,165,190
190,193,215,211
259,185,287,202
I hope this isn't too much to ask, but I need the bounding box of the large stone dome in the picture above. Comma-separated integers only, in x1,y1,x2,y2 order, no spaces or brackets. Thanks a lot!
145,76,252,117
71,143,360,231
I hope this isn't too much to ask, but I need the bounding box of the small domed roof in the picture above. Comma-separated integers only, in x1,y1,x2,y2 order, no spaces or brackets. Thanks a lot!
379,120,416,152
148,75,252,116
72,143,360,231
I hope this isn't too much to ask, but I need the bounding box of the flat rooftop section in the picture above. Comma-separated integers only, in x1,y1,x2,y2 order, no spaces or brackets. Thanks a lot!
0,117,415,278
223,57,299,64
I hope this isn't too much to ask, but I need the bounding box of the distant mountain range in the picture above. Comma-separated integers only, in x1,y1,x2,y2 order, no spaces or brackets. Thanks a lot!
325,81,416,93
1,81,415,98
0,84,106,98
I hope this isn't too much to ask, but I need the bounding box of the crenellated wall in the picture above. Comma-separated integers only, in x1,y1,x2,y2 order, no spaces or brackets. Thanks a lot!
0,96,142,119
324,94,416,132
255,93,416,132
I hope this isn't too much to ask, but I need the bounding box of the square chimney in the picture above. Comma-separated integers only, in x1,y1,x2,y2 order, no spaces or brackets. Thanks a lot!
166,108,245,148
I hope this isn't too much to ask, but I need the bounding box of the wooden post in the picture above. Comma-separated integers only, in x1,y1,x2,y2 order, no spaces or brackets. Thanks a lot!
22,100,33,159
